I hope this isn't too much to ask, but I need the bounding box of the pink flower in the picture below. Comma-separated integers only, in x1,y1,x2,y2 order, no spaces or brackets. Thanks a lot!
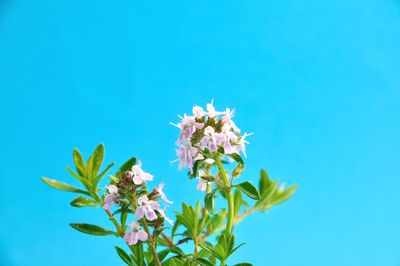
135,195,160,221
135,195,174,224
156,183,173,204
233,132,252,157
196,170,210,192
192,105,205,119
102,185,118,210
199,126,218,152
123,222,148,245
157,208,174,225
176,141,204,172
197,178,208,192
206,101,219,118
129,164,153,185
222,108,241,133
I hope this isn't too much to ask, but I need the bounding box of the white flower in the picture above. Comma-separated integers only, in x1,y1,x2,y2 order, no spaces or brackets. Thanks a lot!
123,221,148,245
129,164,153,185
176,141,204,172
222,108,241,133
156,183,173,204
103,185,119,210
206,102,218,118
135,195,160,221
233,132,252,157
196,170,210,192
199,126,218,152
196,178,208,192
192,105,205,119
172,101,251,173
135,195,173,224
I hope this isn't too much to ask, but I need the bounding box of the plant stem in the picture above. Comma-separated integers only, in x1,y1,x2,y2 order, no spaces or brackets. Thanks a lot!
161,231,175,247
105,209,123,236
215,155,234,236
142,219,162,266
202,166,212,218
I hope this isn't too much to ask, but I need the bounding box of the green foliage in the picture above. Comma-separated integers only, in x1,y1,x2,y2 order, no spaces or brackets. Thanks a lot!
85,144,105,180
115,246,132,265
199,234,244,265
41,145,115,205
70,223,115,236
234,181,260,200
41,177,90,195
70,196,98,207
253,169,298,212
116,157,137,175
41,144,297,266
204,188,219,213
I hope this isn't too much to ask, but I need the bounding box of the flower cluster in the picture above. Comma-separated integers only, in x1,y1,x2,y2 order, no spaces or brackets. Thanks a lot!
102,163,173,246
172,101,251,175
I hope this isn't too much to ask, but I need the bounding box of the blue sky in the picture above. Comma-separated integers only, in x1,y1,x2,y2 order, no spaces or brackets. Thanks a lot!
0,0,399,265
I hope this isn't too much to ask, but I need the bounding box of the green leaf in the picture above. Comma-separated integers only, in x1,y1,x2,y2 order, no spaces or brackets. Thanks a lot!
233,189,243,216
193,258,214,266
115,246,132,265
232,164,244,177
69,223,115,236
171,219,181,239
233,263,253,266
116,156,137,175
228,242,246,257
86,144,105,179
227,153,244,165
93,162,115,187
214,243,226,260
234,182,260,200
41,177,90,195
73,148,86,177
120,212,128,227
70,196,98,207
157,249,170,262
259,169,270,196
65,166,92,189
204,188,219,214
270,185,298,205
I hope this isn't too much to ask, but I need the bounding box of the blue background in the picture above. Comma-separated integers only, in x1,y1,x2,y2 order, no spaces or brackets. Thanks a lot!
1,0,399,265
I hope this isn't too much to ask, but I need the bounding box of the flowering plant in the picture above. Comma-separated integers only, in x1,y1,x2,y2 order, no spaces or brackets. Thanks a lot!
41,102,297,266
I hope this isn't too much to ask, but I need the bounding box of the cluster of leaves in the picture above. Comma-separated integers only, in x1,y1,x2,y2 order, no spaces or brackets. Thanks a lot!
41,145,121,236
167,152,297,266
41,144,113,209
41,145,297,266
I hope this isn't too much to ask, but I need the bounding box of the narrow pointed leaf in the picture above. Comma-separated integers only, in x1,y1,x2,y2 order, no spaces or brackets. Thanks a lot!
115,246,132,265
70,223,115,236
70,196,98,207
94,162,115,186
41,177,90,195
270,185,298,205
65,166,92,189
227,153,244,165
73,149,86,177
116,157,137,175
234,182,260,200
86,144,104,179
193,258,213,266
204,188,219,214
259,169,269,196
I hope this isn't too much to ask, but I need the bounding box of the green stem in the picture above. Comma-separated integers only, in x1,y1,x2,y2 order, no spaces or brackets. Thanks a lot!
142,219,162,266
215,156,234,236
202,166,212,219
105,209,123,236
